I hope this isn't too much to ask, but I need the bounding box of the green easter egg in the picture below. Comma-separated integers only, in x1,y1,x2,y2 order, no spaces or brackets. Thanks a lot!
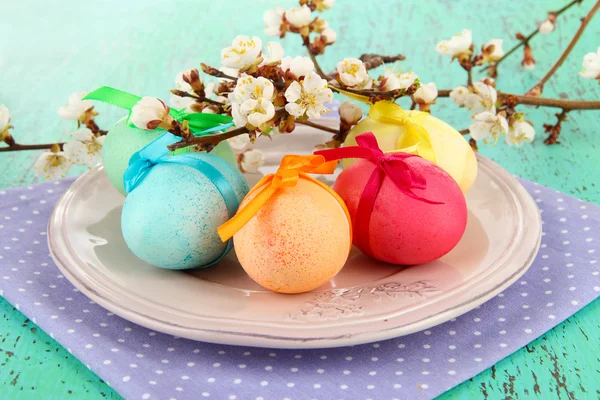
102,117,238,196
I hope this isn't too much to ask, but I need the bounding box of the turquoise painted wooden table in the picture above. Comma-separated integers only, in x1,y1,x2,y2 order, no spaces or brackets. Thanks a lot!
1,0,599,398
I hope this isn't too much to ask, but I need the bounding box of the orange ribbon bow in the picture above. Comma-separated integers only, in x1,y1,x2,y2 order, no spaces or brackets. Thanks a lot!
218,154,350,242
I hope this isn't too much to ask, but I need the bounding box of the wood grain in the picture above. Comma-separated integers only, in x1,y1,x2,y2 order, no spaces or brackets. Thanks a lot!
0,0,598,398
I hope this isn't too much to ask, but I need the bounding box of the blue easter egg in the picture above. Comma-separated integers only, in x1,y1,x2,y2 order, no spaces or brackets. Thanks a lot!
121,152,249,270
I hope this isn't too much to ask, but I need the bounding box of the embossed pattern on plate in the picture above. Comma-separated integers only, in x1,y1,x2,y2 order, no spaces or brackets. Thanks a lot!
48,123,541,348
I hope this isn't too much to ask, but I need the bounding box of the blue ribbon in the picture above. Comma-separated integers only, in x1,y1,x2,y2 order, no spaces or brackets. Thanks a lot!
123,132,240,269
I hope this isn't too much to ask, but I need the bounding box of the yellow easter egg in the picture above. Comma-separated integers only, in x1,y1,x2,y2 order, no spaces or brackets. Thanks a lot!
233,178,352,294
343,105,477,193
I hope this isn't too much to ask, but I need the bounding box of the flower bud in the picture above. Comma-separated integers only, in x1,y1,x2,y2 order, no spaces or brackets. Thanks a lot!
339,101,362,126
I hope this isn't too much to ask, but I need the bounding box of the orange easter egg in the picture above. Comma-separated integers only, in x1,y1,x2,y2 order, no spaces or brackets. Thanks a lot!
233,177,351,294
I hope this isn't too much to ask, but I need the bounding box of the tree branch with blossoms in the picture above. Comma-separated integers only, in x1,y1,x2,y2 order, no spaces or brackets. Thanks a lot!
2,0,600,181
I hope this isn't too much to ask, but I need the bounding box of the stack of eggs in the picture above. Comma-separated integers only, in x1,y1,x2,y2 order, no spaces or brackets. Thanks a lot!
106,101,475,294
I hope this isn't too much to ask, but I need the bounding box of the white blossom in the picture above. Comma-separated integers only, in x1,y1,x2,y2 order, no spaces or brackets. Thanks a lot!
464,82,497,114
435,29,472,58
469,111,508,142
58,92,93,121
580,47,600,79
284,72,333,119
221,35,263,71
241,149,266,173
322,27,337,44
227,133,251,151
506,120,535,146
539,19,555,35
264,6,285,37
34,151,72,180
260,42,284,66
482,39,504,63
280,56,315,78
0,104,10,132
229,76,275,129
337,58,371,87
412,82,438,104
63,128,105,167
449,85,470,106
130,97,169,130
286,5,312,28
382,70,418,91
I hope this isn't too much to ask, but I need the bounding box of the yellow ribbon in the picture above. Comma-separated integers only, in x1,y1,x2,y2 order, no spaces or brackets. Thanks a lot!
218,155,352,243
368,101,436,163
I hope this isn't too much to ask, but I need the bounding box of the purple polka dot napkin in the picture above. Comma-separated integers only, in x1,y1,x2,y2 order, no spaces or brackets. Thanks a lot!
0,177,598,400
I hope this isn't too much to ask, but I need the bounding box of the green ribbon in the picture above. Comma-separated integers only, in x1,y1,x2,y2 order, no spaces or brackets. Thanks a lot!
83,86,233,132
83,86,234,154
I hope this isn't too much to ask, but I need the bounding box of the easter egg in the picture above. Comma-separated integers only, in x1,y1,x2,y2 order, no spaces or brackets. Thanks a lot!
344,107,477,193
334,157,467,265
102,117,237,196
233,178,352,294
121,152,248,270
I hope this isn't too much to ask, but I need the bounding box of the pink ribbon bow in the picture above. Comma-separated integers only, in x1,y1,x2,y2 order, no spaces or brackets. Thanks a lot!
314,132,442,257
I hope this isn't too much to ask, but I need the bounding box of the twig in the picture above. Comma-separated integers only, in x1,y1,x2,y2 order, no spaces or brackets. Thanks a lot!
297,120,339,134
459,129,469,135
168,126,249,151
528,0,600,93
437,89,600,110
0,142,64,152
498,93,600,110
480,0,584,71
359,53,406,70
171,90,224,107
544,109,570,144
200,63,238,81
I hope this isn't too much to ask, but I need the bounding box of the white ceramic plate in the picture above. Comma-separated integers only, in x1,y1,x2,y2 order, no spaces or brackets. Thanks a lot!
48,123,541,349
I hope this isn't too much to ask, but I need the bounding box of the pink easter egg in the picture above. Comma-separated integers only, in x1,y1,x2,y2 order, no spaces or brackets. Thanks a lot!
333,157,467,265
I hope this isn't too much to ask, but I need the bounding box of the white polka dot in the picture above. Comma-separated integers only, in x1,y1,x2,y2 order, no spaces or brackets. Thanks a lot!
340,384,348,389
85,344,93,349
103,360,111,365
395,370,403,375
367,384,375,389
421,384,429,389
314,383,321,389
122,376,130,382
286,382,294,388
207,377,215,383
524,328,532,333
142,394,150,399
343,370,351,375
449,345,456,350
423,344,431,349
548,314,556,319
499,343,507,348
422,358,430,363
260,381,268,386
317,368,324,373
448,370,456,375
234,379,241,384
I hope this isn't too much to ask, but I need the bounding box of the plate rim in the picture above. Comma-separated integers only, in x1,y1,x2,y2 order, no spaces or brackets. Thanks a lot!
48,155,541,348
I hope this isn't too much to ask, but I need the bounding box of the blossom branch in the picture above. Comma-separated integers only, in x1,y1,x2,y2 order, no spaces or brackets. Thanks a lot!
0,141,65,153
167,126,250,152
480,0,584,71
359,53,406,70
200,63,238,81
170,89,224,107
528,0,600,94
329,84,419,103
437,89,600,110
296,119,339,134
